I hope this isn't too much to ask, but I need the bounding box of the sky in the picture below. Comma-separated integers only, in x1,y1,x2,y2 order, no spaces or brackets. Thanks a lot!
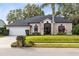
0,3,57,24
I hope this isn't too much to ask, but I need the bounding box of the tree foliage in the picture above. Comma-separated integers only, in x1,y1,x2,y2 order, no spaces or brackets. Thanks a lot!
23,4,44,19
7,4,44,24
72,24,79,35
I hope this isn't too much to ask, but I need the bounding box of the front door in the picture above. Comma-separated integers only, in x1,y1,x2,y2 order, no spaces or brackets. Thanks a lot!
44,23,51,35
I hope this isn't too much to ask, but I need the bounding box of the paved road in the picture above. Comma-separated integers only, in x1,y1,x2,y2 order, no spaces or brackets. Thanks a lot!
0,36,79,56
0,48,79,56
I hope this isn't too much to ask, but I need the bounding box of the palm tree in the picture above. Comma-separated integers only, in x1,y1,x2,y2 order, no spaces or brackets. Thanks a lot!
41,3,63,21
41,3,57,35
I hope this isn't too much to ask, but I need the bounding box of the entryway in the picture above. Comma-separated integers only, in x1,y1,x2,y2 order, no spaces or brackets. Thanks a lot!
44,23,51,35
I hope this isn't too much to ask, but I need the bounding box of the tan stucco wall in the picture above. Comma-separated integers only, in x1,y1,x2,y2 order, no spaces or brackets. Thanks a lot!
30,19,72,35
53,23,72,35
30,18,52,35
30,23,41,34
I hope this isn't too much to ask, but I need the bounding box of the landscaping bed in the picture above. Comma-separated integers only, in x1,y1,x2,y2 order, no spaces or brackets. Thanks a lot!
25,36,79,43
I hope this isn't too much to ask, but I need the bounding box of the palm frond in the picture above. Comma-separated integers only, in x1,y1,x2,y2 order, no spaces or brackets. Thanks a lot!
41,3,50,8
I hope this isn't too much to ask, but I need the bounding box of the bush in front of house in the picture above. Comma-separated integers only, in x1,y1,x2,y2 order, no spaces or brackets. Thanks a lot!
26,41,34,47
72,24,79,35
11,42,17,47
25,30,29,36
3,29,9,36
11,36,26,47
32,32,41,35
0,26,9,36
11,35,34,47
57,32,66,35
0,28,4,34
16,35,26,47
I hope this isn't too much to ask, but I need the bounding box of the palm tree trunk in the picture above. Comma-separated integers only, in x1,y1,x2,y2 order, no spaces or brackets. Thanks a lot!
51,4,55,35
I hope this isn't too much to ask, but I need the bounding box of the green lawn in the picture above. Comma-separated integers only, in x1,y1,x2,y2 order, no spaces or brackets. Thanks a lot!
25,36,79,48
33,44,79,48
25,35,79,43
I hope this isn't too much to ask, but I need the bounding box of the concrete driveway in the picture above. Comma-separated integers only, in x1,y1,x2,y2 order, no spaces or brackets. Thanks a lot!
0,36,16,48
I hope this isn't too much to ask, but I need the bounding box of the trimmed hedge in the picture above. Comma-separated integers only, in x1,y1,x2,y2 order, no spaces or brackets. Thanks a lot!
32,32,41,35
25,36,79,43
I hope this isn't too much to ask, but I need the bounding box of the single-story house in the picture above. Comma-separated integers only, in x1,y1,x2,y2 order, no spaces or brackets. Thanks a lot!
7,15,72,36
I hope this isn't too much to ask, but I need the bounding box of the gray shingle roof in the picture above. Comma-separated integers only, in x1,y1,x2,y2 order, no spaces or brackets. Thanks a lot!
7,15,72,26
54,16,72,23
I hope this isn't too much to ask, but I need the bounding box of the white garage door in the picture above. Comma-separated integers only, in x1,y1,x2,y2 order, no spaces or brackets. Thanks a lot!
9,27,26,36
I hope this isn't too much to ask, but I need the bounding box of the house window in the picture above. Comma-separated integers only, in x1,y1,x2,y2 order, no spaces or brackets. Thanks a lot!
58,24,65,33
34,24,38,32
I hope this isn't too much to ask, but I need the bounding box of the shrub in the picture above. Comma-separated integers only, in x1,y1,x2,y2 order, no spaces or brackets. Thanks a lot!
0,27,9,36
11,42,17,47
26,41,34,47
11,36,27,47
3,29,9,36
57,32,66,35
16,36,26,47
16,36,25,40
0,28,5,34
25,30,29,36
32,32,41,35
72,24,79,35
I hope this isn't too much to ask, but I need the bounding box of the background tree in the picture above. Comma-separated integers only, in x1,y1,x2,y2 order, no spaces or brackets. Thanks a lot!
62,3,79,25
72,24,79,35
41,3,63,20
23,4,44,19
7,10,16,24
15,9,24,20
7,4,44,24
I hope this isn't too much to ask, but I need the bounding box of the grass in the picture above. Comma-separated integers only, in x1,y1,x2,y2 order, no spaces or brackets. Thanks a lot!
25,35,79,43
33,44,79,48
25,36,79,48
